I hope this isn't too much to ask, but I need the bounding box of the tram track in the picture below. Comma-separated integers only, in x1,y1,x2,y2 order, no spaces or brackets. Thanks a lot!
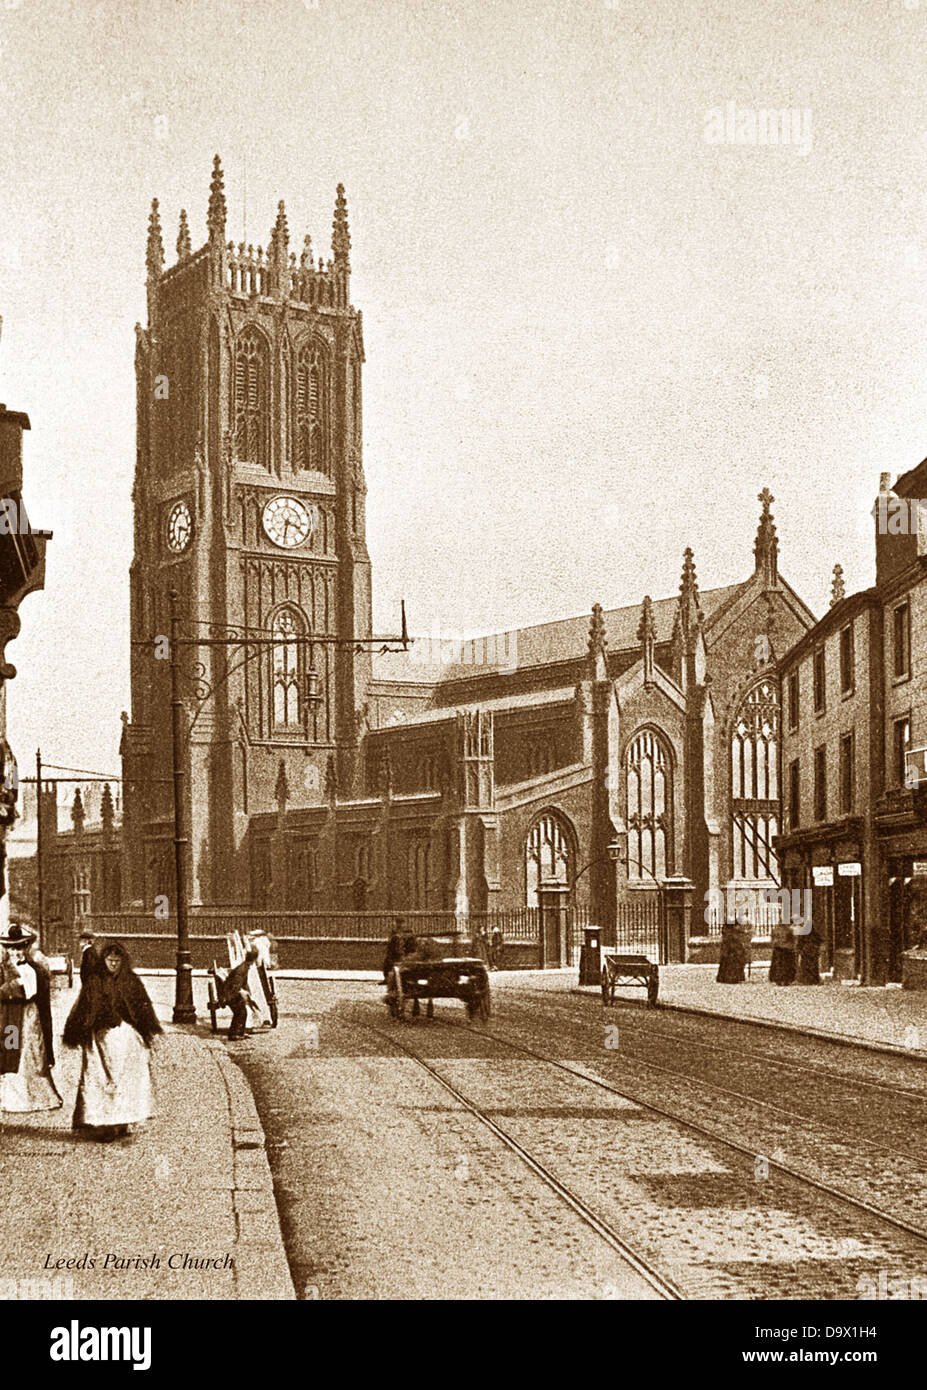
352,1009,684,1300
347,997,927,1299
427,1009,927,1249
501,985,927,1170
513,982,927,1097
493,997,927,1170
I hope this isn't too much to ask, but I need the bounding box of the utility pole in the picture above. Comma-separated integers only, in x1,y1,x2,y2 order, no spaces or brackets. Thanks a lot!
170,589,196,1024
35,748,43,940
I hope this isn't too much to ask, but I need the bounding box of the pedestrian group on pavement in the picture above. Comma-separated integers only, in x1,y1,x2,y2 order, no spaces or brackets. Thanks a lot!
0,922,162,1143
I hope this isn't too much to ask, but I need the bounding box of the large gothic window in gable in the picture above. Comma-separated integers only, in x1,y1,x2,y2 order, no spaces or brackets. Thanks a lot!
626,729,673,882
731,677,780,881
234,326,269,468
525,811,574,908
294,339,330,475
271,606,306,732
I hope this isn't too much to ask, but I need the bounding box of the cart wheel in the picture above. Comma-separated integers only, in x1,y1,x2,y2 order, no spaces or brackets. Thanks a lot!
647,968,659,1009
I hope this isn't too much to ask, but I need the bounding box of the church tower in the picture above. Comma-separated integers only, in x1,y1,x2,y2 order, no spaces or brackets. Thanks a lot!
121,158,372,908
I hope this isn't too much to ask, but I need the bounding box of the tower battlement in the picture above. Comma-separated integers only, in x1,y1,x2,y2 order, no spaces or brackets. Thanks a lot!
146,157,353,314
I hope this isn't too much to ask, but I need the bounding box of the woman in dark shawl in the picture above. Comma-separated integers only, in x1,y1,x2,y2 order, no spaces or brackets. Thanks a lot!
63,940,162,1142
716,922,749,983
768,920,796,986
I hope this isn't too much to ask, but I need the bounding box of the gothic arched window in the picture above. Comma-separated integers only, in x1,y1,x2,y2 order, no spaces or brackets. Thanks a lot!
271,606,306,731
525,811,574,908
626,729,673,883
409,840,431,908
294,339,329,475
419,755,439,793
731,678,780,882
233,326,269,469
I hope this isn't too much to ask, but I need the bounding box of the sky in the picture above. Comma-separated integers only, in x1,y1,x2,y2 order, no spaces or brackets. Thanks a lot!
1,0,927,776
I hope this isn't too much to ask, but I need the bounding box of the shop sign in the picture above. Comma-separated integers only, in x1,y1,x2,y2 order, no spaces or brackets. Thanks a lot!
812,866,834,886
838,862,862,877
913,862,927,877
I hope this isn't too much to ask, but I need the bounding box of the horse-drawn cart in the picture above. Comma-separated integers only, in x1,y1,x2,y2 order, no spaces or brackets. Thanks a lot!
386,957,490,1023
600,951,659,1008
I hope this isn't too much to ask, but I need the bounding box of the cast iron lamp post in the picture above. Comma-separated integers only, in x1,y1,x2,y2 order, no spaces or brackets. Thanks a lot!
151,590,410,1025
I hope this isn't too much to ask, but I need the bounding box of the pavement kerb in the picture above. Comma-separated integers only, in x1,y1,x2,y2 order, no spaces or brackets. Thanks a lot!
202,1036,296,1300
569,985,927,1065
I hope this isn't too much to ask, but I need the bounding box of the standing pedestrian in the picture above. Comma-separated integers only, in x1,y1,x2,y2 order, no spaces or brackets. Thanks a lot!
0,922,62,1114
768,919,796,986
795,922,822,985
716,922,748,983
62,940,162,1141
382,919,406,985
77,931,98,982
490,927,504,971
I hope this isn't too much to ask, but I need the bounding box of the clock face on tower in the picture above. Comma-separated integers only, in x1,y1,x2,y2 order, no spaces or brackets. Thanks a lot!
262,495,315,549
166,500,192,553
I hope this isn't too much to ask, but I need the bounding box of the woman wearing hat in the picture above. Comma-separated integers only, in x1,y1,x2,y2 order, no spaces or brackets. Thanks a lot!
63,940,162,1142
0,921,62,1113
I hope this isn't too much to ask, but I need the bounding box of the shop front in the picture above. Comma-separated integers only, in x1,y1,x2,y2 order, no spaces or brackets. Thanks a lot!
884,857,927,982
875,793,927,985
777,824,866,981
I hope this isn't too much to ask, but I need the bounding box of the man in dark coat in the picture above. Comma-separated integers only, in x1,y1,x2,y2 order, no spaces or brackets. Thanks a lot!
382,919,406,985
78,932,98,983
224,947,259,1040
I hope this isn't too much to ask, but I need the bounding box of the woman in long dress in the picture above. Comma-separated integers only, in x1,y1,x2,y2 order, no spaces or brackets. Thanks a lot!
62,940,162,1142
0,922,62,1113
768,920,796,986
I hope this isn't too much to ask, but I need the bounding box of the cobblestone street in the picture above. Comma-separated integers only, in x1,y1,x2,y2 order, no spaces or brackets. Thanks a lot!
226,974,927,1301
